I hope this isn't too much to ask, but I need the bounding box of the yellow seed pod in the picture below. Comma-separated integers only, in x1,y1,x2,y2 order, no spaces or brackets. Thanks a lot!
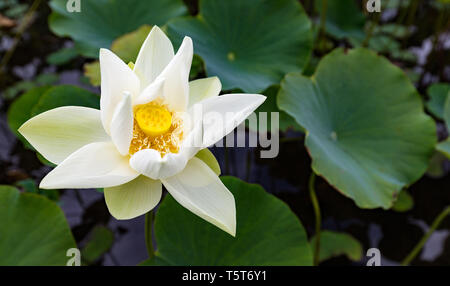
135,105,172,137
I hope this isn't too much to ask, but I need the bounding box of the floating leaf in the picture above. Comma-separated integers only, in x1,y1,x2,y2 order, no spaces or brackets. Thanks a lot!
167,0,313,93
81,226,114,264
0,186,76,265
392,190,414,212
7,86,52,147
142,176,312,266
46,46,78,66
426,83,450,119
84,61,101,86
315,0,365,42
278,48,436,209
49,0,187,58
310,231,362,262
110,25,152,64
30,85,99,116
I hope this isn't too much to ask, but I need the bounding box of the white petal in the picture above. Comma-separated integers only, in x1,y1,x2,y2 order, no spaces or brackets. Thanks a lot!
188,77,221,108
156,36,193,112
133,77,164,106
161,157,236,236
18,106,110,164
40,142,139,189
134,26,174,90
104,175,162,220
100,48,140,134
193,94,266,147
110,92,133,155
129,122,202,180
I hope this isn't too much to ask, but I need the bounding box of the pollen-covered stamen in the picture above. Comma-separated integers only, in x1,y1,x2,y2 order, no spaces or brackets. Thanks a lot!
129,99,184,157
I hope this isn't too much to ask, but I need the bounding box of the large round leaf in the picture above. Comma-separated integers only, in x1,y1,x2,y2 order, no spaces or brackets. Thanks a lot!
167,0,312,93
315,0,365,42
0,186,76,265
278,48,436,209
144,176,312,266
436,95,450,157
48,0,187,58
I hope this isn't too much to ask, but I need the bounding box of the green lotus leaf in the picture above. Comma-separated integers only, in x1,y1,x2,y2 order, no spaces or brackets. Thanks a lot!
315,0,366,42
310,231,362,262
426,83,450,119
392,190,414,212
81,226,114,264
0,186,76,265
143,176,312,266
167,0,313,93
30,85,99,116
278,48,436,209
48,0,187,58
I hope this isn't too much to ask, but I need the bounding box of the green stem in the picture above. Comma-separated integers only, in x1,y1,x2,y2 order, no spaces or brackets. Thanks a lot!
401,206,450,266
0,0,42,71
145,211,155,259
315,0,328,52
309,172,321,266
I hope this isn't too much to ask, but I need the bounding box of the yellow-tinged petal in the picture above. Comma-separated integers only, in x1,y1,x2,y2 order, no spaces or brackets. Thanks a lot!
40,142,139,189
188,77,221,108
104,175,162,220
18,106,110,164
161,157,236,236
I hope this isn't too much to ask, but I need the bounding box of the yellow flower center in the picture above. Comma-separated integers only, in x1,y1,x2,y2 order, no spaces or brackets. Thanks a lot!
135,105,172,137
129,99,183,157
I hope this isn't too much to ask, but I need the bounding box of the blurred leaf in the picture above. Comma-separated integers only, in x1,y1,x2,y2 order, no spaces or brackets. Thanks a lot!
46,46,78,65
310,231,363,262
278,48,436,209
16,179,59,202
426,151,447,178
374,24,410,39
48,0,187,58
31,85,99,116
315,0,366,42
392,190,414,212
167,0,313,93
7,86,52,147
84,61,101,86
195,148,221,176
143,176,312,266
426,83,450,119
0,186,76,265
110,25,152,64
2,73,58,100
81,226,114,264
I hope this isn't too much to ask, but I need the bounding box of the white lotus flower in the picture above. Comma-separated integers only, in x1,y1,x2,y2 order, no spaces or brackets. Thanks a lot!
18,26,265,236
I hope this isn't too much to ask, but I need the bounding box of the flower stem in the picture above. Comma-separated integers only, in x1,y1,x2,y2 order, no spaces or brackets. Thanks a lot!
0,0,42,72
309,172,321,266
145,211,155,259
315,0,328,52
401,206,450,266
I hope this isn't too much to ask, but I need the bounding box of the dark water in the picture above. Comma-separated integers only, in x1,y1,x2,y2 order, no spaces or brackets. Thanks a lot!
0,1,449,265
